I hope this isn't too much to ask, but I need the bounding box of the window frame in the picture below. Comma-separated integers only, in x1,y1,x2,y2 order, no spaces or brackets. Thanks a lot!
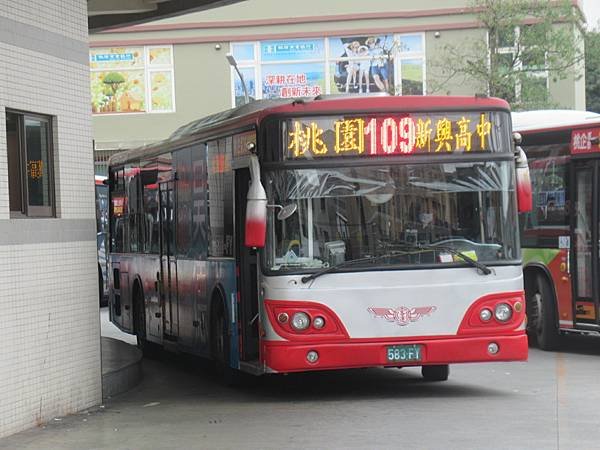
6,109,56,218
493,26,549,104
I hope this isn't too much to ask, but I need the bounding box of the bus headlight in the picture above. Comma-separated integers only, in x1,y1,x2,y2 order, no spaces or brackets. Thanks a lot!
479,308,492,322
494,303,513,322
313,316,325,329
291,312,310,330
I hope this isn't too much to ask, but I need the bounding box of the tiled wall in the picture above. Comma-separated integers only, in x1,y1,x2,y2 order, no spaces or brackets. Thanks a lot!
0,0,102,438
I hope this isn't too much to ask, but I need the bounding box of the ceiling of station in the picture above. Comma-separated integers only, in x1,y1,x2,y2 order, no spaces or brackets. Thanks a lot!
88,0,245,31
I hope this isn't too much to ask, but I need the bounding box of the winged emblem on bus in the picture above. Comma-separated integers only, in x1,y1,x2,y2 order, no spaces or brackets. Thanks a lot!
368,306,437,326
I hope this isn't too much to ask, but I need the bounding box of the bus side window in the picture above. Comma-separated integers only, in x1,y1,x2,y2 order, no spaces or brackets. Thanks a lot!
141,159,159,254
207,138,234,257
110,167,126,253
191,144,208,259
125,163,141,253
175,147,193,257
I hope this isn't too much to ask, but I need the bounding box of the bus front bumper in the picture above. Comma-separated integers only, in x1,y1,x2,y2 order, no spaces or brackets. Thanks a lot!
261,333,528,373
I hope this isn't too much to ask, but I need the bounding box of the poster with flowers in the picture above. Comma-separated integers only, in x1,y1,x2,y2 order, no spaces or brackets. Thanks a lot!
150,71,173,111
148,47,172,66
90,46,174,114
91,70,145,113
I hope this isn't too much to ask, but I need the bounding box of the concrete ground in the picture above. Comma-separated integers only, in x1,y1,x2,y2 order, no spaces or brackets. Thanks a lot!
2,323,600,449
99,307,137,346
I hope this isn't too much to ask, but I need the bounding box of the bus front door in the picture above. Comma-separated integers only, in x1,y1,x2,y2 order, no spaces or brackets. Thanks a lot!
235,168,259,362
159,181,179,341
571,161,599,326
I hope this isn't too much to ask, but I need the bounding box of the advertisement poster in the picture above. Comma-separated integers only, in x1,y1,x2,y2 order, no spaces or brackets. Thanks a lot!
259,40,326,100
150,71,173,111
90,46,174,114
328,34,395,94
230,35,424,102
260,39,325,62
261,63,325,99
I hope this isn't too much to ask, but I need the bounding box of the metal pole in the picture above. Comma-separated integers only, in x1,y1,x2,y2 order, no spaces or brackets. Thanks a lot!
226,53,249,105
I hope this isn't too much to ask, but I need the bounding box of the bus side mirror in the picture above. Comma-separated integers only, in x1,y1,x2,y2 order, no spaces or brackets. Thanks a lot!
515,146,533,213
245,154,267,248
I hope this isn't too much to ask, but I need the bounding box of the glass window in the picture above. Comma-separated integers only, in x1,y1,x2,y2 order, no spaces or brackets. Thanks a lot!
175,147,193,257
574,168,593,299
399,34,423,53
265,162,518,273
521,76,548,103
496,26,548,106
401,59,424,95
207,138,233,257
191,144,208,258
497,27,516,48
124,164,141,253
6,111,55,217
95,183,109,233
140,159,160,254
232,42,255,62
519,144,569,248
234,67,256,107
110,167,126,253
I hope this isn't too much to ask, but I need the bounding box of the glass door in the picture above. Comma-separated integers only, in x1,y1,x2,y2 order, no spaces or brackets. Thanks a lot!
571,162,598,324
159,181,179,339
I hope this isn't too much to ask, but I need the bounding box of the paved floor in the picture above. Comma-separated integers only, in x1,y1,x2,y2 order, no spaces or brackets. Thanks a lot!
2,334,600,450
99,307,137,345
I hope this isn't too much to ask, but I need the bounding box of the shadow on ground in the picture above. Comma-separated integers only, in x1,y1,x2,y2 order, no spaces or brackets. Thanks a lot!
114,349,512,408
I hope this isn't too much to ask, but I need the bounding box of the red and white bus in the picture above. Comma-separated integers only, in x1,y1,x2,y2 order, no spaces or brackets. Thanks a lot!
107,96,530,382
95,175,109,305
514,110,600,349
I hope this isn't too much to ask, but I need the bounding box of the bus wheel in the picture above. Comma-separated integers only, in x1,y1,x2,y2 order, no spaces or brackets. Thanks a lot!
421,365,449,382
133,286,157,358
210,297,242,386
527,275,559,351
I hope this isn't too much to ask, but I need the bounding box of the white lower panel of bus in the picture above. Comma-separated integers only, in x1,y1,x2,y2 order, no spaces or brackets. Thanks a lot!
260,265,522,340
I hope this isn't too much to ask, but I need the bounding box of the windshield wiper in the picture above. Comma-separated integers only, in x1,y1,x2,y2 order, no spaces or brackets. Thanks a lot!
300,251,411,284
390,241,492,275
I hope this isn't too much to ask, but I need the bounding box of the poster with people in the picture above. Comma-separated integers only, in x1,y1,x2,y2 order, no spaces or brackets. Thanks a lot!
230,35,424,103
329,35,395,94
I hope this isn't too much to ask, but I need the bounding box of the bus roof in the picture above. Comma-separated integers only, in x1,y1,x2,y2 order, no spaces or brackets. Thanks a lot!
109,95,510,167
512,110,600,134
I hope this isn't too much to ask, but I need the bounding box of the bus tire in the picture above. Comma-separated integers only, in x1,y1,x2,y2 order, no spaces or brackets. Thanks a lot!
210,294,242,386
133,283,158,358
421,364,449,382
526,274,560,351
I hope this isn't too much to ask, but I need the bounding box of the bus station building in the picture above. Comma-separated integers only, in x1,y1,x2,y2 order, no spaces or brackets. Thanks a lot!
90,0,587,173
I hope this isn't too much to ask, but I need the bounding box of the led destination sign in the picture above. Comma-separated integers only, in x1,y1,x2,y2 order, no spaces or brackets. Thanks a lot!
286,112,499,159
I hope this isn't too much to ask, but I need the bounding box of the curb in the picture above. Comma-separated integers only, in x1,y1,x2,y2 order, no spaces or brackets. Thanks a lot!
101,337,143,400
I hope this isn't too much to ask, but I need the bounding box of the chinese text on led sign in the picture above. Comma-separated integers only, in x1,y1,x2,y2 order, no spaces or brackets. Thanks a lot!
287,113,494,158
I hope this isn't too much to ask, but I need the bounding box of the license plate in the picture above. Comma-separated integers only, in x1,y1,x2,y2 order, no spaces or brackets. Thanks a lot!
386,344,422,362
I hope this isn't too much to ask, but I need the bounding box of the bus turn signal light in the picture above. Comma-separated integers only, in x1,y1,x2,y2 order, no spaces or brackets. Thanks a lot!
264,300,349,341
458,291,525,336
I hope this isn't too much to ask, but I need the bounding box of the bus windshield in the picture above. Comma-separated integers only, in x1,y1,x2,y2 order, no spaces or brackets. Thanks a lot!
265,161,518,272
